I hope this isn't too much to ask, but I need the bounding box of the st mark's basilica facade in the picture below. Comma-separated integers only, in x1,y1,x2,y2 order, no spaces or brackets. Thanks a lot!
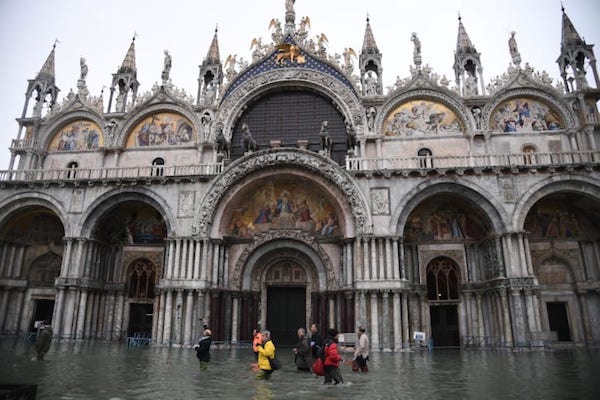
0,2,599,350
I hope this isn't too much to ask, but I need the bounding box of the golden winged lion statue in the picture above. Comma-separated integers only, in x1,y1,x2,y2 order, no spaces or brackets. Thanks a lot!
274,43,306,65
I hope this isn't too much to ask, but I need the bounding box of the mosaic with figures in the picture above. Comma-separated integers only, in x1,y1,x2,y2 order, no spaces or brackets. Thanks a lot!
524,201,597,239
491,98,563,133
384,100,463,137
404,201,490,242
93,203,167,245
49,120,103,151
225,177,340,238
126,112,196,148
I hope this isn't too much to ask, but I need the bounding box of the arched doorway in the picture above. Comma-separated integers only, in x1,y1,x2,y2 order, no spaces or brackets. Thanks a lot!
126,258,157,337
26,252,61,332
264,261,308,345
426,257,461,347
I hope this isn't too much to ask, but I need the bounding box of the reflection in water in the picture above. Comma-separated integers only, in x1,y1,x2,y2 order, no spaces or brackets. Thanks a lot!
1,340,599,399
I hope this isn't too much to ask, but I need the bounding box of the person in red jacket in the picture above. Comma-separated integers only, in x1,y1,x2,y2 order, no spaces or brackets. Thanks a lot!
323,328,344,384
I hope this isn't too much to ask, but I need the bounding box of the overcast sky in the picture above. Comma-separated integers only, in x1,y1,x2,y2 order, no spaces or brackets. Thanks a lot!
0,0,598,170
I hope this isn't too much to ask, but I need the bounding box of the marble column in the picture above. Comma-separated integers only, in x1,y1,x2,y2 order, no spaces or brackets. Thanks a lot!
114,292,125,340
392,291,401,350
174,239,182,280
231,293,240,344
358,291,367,328
166,240,175,279
328,295,335,329
156,290,165,344
381,291,391,351
355,238,363,281
475,293,484,337
193,239,201,279
510,288,525,345
152,292,161,342
163,290,173,344
63,288,77,339
76,289,89,339
500,289,513,347
175,290,184,344
577,290,593,344
401,292,409,347
184,290,194,345
369,292,380,350
391,238,400,280
363,238,370,281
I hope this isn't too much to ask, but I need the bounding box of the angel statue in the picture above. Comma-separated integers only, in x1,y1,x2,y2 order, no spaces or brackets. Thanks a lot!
297,16,310,42
224,54,238,82
269,18,283,43
316,33,329,58
250,38,265,62
342,48,357,75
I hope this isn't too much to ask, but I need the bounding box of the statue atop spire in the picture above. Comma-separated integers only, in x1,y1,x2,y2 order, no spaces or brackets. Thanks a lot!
508,31,521,67
411,32,422,68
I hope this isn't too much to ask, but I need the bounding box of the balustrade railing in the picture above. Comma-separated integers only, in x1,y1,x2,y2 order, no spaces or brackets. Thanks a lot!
0,162,224,183
346,151,600,171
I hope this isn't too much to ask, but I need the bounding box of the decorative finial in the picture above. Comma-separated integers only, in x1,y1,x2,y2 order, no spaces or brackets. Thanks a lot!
53,38,61,49
458,11,461,22
561,2,565,13
215,24,218,34
366,12,369,23
132,31,138,41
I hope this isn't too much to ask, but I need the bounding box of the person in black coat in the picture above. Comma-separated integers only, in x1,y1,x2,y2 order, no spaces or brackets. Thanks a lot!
293,327,311,371
309,323,323,359
193,319,212,371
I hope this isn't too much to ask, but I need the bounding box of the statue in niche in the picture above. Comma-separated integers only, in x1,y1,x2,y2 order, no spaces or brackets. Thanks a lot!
508,31,521,67
240,123,258,153
366,106,377,131
464,73,478,96
364,71,378,96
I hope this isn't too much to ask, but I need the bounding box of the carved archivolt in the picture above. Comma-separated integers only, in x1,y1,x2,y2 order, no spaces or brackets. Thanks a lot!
214,69,364,142
230,230,336,291
193,148,371,236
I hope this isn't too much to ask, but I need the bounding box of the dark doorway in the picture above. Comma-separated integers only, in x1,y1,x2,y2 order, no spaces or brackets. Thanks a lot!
430,305,460,347
128,303,153,337
267,287,306,345
547,302,572,341
28,299,55,332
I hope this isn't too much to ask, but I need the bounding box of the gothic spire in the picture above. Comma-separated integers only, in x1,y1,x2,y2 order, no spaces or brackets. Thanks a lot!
361,16,379,55
456,15,476,55
560,5,585,51
37,42,56,83
119,36,137,74
205,27,221,64
557,6,599,92
453,15,484,96
359,15,383,96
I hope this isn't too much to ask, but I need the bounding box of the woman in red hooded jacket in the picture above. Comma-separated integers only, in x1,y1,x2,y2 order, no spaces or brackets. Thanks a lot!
323,328,344,384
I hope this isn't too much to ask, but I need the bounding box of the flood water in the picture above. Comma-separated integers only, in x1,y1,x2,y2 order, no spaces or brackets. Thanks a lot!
1,339,599,399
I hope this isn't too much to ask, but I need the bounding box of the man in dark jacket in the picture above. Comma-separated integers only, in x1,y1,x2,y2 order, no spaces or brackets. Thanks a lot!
309,323,323,359
194,319,212,371
35,321,53,360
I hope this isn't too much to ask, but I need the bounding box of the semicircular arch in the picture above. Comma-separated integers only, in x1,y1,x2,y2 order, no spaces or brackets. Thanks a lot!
77,187,175,238
393,179,508,236
233,232,335,291
214,70,364,143
0,192,68,235
482,87,576,132
40,110,106,152
512,174,600,232
194,148,371,237
378,88,475,135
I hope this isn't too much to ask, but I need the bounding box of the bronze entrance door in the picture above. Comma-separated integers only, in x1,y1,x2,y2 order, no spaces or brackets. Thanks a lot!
546,302,572,341
430,305,460,347
267,287,306,345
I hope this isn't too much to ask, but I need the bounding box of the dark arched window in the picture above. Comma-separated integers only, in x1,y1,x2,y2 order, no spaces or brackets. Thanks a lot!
418,148,433,168
152,158,165,177
127,259,157,299
426,257,460,301
67,161,78,179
